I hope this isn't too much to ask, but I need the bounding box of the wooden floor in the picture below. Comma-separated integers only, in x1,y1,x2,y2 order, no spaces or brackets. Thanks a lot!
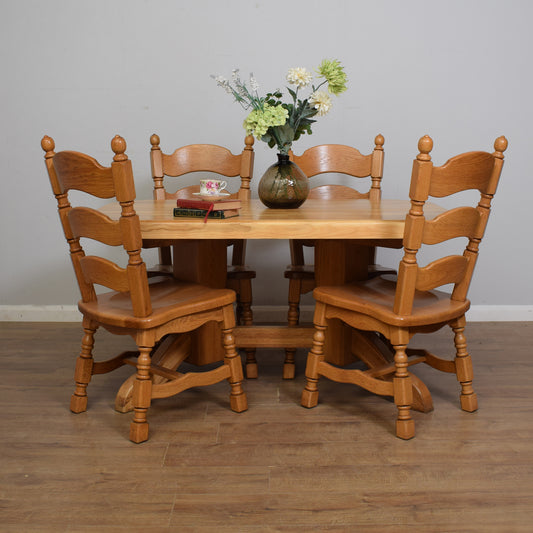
1,321,533,532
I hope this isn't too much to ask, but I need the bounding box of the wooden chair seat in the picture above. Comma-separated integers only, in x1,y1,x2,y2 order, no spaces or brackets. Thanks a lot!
146,263,173,277
284,264,316,279
226,264,257,279
314,276,471,328
302,134,508,439
79,276,236,329
368,263,397,278
146,250,256,282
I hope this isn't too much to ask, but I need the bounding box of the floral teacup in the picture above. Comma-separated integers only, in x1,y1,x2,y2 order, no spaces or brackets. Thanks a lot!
199,179,227,196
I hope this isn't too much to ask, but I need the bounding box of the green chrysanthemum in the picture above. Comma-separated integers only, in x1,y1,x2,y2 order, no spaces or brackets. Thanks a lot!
316,59,348,95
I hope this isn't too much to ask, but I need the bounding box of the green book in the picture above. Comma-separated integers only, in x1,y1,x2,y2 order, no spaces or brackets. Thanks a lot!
173,207,239,219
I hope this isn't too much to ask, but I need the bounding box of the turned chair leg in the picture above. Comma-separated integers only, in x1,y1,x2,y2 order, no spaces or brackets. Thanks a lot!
70,321,97,414
392,343,415,440
235,299,243,326
244,349,258,379
284,278,302,379
222,327,248,413
129,346,153,444
451,318,478,412
301,322,326,408
238,279,258,379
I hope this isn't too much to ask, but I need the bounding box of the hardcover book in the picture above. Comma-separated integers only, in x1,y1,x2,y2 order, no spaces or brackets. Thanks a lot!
176,198,241,211
173,207,240,220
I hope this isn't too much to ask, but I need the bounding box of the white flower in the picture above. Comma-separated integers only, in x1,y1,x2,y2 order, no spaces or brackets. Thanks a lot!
286,67,312,89
229,69,248,98
249,73,259,92
212,75,232,94
309,90,332,116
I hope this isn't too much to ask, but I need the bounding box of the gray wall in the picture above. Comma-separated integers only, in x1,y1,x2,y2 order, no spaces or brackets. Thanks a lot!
1,0,531,312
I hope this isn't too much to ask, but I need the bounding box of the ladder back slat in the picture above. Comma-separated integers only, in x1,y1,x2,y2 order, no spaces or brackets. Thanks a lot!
69,207,122,246
80,256,129,292
415,255,469,292
162,145,241,177
292,144,372,177
53,151,115,198
430,152,495,197
422,207,480,245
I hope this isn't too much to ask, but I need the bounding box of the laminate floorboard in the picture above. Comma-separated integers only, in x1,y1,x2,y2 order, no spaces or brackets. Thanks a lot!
1,321,532,532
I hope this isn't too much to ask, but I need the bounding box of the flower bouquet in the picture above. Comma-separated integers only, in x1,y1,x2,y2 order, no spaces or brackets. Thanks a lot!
212,60,347,208
212,59,347,155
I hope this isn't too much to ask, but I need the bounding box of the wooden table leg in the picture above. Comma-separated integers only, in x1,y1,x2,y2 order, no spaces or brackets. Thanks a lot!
350,330,433,413
314,240,370,366
172,240,227,288
115,333,192,413
114,240,228,411
173,240,228,366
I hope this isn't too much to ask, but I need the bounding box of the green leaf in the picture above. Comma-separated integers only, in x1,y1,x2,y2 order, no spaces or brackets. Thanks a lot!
287,87,297,101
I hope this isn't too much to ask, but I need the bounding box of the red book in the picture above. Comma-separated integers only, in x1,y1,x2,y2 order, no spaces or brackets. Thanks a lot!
176,198,241,211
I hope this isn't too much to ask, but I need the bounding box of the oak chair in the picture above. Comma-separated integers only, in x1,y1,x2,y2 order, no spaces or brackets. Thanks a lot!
41,135,247,443
147,134,259,377
301,134,508,439
283,135,398,379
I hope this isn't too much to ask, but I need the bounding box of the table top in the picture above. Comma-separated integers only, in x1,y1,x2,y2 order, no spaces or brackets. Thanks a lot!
99,198,444,240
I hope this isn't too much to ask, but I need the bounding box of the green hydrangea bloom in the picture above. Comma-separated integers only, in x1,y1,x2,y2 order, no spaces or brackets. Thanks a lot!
317,59,348,95
243,103,289,139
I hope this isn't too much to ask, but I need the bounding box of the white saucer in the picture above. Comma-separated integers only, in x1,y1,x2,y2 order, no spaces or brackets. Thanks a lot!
193,192,231,199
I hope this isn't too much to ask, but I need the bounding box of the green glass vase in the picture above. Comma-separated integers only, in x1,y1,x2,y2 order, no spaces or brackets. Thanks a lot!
258,153,309,209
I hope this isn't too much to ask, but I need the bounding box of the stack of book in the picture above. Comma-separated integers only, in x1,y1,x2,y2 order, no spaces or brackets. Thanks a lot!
173,198,241,222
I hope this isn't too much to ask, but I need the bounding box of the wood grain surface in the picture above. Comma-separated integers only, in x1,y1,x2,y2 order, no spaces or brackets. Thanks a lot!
1,321,532,531
99,199,445,240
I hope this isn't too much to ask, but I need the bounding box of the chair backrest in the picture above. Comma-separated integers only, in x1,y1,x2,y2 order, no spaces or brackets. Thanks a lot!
393,135,508,315
289,134,385,201
150,134,255,201
41,135,152,318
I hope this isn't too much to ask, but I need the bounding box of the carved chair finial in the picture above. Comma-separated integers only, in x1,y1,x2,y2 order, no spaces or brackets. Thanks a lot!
244,135,255,150
41,135,55,157
417,135,433,161
150,133,161,150
111,135,127,161
494,135,508,158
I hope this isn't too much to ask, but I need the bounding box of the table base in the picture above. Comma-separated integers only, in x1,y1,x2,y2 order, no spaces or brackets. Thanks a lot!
114,238,432,415
114,325,433,414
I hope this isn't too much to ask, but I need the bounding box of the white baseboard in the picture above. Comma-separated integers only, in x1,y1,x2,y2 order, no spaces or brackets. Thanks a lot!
0,304,532,322
0,305,82,322
464,305,533,321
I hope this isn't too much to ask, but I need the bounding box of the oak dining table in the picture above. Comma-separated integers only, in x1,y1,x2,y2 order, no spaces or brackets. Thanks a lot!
99,198,445,413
